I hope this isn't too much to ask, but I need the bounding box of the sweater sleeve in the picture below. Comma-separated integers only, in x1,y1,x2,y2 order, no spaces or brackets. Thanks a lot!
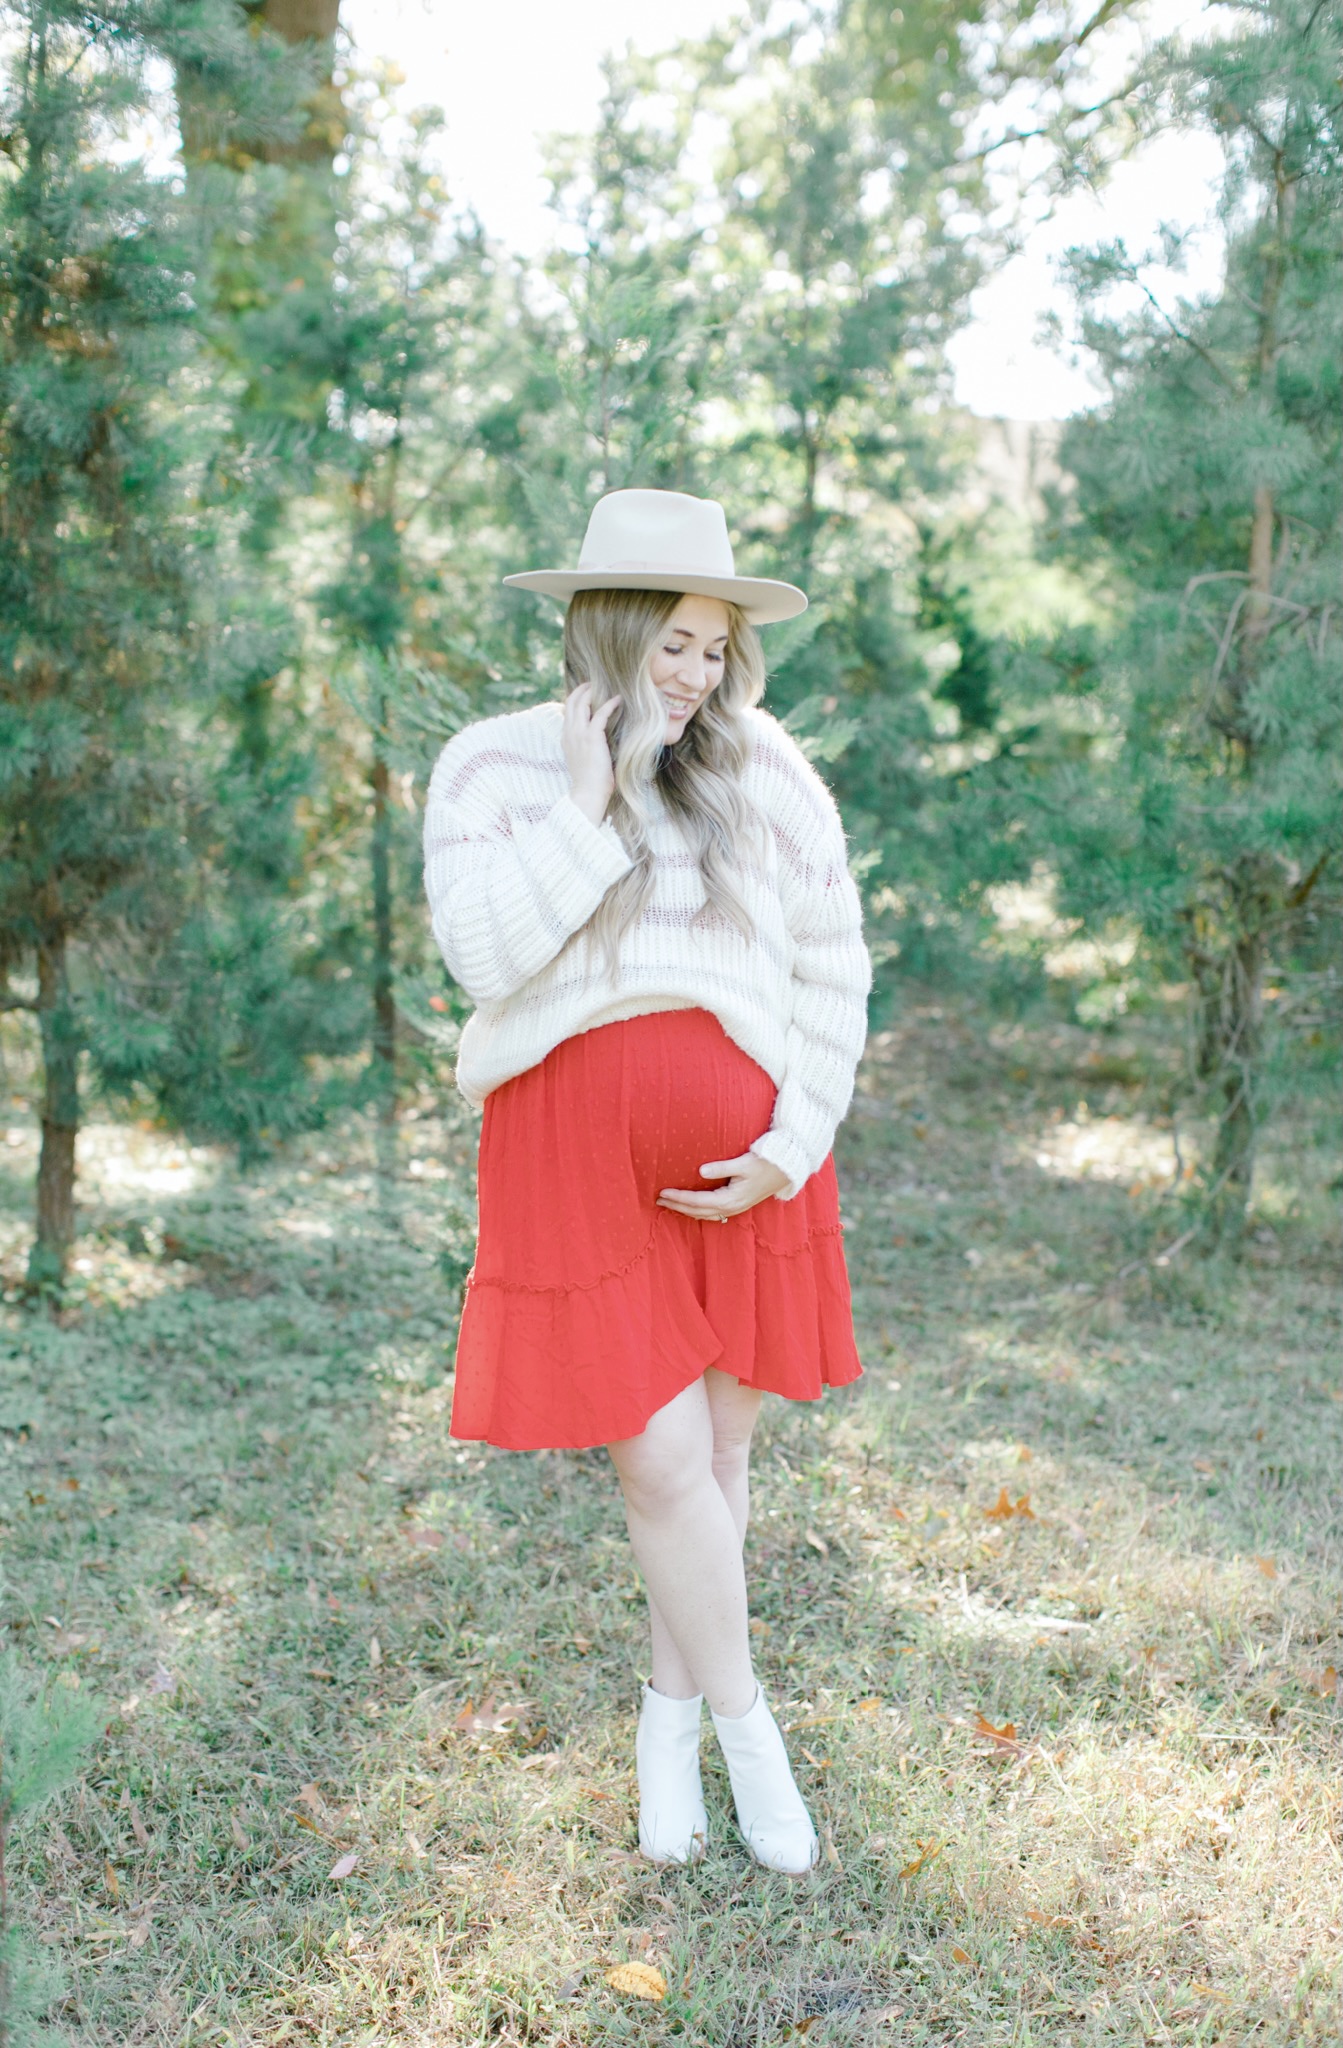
747,729,872,1199
422,726,634,1005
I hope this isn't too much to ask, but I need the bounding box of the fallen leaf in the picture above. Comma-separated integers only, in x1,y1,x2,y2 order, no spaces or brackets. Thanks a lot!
127,1801,150,1849
452,1695,531,1739
971,1710,1028,1760
803,1529,829,1558
899,1838,943,1879
605,1961,666,2002
305,1667,336,1683
329,1851,358,1880
1254,1555,1277,1579
856,1697,882,1713
368,1636,382,1668
1189,1983,1231,2002
104,1859,120,1901
1306,1664,1338,1697
230,1812,249,1851
1025,1909,1072,1928
63,1477,80,1491
891,1505,908,1521
291,1812,323,1836
950,1944,971,1964
1193,1457,1215,1474
295,1783,327,1817
128,1910,153,1950
145,1662,176,1695
1017,1444,1033,1462
403,1526,445,1549
984,1487,1034,1521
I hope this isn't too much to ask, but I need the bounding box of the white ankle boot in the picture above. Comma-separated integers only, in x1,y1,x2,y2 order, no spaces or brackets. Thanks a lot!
711,1686,819,1874
636,1683,708,1864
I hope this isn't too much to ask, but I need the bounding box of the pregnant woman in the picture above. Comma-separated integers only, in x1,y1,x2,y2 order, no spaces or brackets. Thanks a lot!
422,488,871,1874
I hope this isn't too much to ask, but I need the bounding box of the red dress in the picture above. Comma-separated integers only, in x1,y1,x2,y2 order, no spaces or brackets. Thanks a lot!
450,1008,862,1450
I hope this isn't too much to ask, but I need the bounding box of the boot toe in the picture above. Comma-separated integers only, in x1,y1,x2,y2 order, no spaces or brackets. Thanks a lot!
744,1821,818,1875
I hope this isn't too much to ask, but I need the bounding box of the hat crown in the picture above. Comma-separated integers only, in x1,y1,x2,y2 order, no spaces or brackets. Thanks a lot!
577,489,736,578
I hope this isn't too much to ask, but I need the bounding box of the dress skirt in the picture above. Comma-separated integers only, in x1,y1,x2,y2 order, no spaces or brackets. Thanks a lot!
449,1008,863,1450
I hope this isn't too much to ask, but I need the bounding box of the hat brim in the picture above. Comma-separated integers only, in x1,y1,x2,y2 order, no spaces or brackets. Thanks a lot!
501,568,807,626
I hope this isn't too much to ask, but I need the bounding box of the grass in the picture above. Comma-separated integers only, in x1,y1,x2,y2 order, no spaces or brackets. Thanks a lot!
2,998,1340,2046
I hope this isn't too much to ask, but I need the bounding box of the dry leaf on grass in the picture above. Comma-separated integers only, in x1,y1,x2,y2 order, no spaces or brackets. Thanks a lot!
403,1526,444,1549
229,1812,249,1851
984,1488,1034,1521
950,1944,972,1964
1304,1664,1338,1697
103,1860,120,1901
329,1851,358,1880
122,1795,150,1849
804,1529,829,1557
605,1961,666,2002
1254,1555,1278,1579
368,1636,382,1668
452,1695,532,1739
971,1711,1032,1762
899,1838,943,1879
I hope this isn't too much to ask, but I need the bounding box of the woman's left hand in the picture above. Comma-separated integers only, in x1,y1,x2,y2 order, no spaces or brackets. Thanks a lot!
657,1152,790,1221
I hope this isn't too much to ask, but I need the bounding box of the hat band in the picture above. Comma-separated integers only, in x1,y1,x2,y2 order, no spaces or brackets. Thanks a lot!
578,555,736,575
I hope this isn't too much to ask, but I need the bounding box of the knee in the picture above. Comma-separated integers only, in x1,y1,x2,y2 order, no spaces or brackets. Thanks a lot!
710,1424,753,1491
616,1444,709,1521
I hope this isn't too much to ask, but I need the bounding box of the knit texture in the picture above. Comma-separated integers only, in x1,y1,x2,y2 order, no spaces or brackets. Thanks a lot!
422,701,871,1198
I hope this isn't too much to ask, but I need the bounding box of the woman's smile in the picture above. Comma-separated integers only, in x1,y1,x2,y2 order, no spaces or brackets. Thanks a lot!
650,592,731,735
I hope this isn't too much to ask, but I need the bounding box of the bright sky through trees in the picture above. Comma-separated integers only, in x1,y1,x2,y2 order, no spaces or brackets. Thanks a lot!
341,0,1228,420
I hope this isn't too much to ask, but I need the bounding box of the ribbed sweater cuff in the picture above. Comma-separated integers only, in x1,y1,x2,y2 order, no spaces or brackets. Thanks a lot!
540,795,634,915
749,1129,814,1203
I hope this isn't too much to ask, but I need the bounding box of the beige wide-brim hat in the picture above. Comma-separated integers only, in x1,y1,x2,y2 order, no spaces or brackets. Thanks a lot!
502,488,807,625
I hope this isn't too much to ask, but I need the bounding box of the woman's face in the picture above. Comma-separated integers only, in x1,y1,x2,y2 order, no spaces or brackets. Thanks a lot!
649,594,732,741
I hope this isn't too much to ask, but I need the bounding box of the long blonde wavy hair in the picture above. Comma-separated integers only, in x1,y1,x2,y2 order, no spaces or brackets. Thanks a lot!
563,587,768,975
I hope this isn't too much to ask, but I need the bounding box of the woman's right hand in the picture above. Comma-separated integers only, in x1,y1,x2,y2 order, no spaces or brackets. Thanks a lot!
563,683,621,825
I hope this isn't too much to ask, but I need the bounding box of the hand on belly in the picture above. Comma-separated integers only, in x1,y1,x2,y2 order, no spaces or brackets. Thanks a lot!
657,1151,790,1221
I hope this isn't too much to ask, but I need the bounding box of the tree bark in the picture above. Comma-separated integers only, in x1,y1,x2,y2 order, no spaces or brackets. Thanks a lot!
26,931,80,1294
370,738,396,1125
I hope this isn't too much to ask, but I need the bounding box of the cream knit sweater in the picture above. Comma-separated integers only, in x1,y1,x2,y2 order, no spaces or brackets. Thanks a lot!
421,701,871,1199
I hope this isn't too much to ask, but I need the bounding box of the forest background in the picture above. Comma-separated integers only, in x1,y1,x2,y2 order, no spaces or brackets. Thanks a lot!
0,2,1339,2044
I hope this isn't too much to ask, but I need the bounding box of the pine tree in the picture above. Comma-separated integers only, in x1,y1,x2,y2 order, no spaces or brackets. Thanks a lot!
0,1,330,1284
1037,0,1340,1236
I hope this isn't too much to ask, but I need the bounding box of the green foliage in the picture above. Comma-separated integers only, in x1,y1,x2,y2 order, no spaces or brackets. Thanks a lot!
1016,0,1342,1230
0,1652,103,2046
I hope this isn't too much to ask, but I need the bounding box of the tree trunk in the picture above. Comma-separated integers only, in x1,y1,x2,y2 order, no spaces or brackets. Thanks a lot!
370,740,396,1124
26,931,80,1294
1207,915,1266,1246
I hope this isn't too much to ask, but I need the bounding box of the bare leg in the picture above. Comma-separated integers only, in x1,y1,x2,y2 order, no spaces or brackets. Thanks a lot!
645,1370,762,1696
607,1375,758,1718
